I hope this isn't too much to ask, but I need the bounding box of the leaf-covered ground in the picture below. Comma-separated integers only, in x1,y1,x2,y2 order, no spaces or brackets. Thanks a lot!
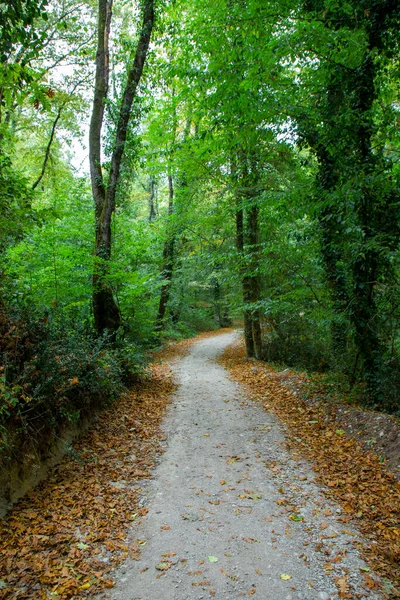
0,331,226,599
1,329,399,599
219,340,400,599
0,343,189,599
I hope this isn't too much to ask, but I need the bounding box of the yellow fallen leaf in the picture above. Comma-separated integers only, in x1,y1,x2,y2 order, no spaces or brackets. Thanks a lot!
155,562,172,571
281,574,292,581
80,583,90,590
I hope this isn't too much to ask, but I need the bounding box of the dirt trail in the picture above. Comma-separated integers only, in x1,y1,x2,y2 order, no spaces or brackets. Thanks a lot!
102,332,380,600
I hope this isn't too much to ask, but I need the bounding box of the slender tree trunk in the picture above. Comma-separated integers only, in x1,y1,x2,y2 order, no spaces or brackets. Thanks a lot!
155,89,190,331
247,202,262,359
148,177,157,221
155,174,175,330
89,0,155,336
89,0,119,336
236,203,254,358
233,153,262,359
212,277,222,327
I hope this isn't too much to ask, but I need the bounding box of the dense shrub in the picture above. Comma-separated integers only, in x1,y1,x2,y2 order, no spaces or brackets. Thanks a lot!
261,313,333,372
0,307,144,457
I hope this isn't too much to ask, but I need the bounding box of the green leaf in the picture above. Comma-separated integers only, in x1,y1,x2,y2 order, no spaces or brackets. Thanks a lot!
155,562,171,571
77,542,89,550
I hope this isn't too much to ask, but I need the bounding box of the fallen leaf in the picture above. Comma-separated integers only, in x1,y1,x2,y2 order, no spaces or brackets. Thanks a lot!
77,543,89,550
155,562,172,571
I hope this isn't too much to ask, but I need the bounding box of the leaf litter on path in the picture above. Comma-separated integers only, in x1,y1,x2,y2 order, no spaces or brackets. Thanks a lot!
0,330,235,599
219,339,400,598
0,338,202,599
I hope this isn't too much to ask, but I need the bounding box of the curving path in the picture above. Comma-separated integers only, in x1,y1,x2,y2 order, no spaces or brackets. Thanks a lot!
103,332,380,600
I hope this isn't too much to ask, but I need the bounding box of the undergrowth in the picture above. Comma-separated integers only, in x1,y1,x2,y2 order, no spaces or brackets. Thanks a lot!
0,306,145,462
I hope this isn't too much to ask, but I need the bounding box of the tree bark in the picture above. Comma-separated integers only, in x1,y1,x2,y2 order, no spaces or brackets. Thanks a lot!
89,0,155,336
301,0,400,406
247,202,262,359
148,177,157,221
155,174,175,330
236,202,254,358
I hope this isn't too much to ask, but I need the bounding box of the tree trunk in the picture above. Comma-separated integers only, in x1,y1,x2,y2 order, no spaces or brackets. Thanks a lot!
298,102,350,356
213,277,222,327
89,0,155,337
247,202,262,359
317,147,350,355
236,203,254,358
155,174,175,330
148,177,157,221
301,0,400,406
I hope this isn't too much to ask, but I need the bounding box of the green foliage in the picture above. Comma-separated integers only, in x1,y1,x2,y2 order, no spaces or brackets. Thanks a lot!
0,150,34,250
0,0,48,61
0,0,398,472
0,306,145,454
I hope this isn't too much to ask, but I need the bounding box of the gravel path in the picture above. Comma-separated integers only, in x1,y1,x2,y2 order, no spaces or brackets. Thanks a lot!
104,332,381,600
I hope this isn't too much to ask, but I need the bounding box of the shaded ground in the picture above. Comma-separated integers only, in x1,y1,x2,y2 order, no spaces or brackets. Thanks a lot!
100,332,383,600
0,355,177,598
298,376,400,481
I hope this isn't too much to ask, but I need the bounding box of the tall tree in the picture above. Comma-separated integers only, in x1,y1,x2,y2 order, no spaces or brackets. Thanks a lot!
298,0,400,404
89,0,155,336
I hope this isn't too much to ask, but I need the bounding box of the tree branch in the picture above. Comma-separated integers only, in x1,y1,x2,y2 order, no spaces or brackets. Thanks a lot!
31,108,62,190
32,79,86,190
106,0,155,219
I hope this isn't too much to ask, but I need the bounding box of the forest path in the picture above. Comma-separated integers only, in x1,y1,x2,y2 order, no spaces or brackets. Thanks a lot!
104,331,379,600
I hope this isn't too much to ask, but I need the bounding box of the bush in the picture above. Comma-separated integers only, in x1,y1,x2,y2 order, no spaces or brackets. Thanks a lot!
0,307,145,458
261,312,333,372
